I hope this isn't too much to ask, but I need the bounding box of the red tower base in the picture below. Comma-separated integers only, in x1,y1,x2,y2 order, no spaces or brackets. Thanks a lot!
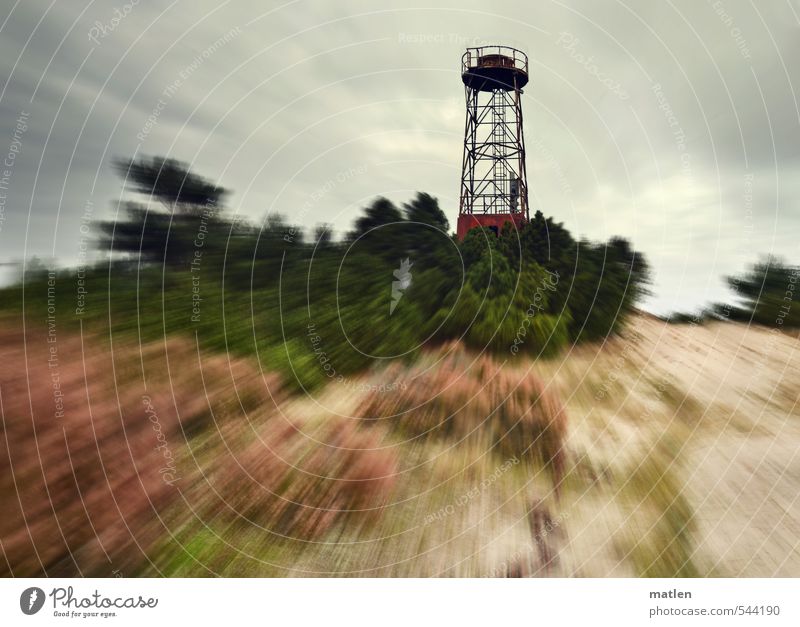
456,213,526,240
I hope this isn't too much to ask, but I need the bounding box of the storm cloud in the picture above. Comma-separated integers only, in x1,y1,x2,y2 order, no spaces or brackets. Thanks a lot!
1,0,799,313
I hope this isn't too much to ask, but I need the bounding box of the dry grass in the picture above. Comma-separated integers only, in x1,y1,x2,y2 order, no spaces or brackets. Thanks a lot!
0,322,397,575
3,312,798,577
194,416,398,540
356,344,567,481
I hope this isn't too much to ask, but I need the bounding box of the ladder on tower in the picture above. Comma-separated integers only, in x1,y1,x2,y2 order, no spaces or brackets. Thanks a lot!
491,93,506,212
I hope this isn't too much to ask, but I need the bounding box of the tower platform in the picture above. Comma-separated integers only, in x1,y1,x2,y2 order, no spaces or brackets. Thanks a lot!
461,46,529,92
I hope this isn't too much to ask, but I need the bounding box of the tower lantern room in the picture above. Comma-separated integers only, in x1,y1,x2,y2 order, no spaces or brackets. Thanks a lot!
457,45,529,240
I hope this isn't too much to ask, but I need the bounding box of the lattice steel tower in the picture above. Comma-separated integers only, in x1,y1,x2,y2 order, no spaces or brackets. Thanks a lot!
457,45,529,240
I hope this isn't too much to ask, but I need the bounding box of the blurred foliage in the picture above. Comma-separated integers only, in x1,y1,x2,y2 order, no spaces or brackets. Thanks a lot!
1,156,653,389
727,256,800,328
665,257,799,329
114,155,228,212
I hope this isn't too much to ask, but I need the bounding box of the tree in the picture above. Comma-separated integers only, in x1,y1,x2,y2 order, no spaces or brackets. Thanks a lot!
348,197,406,260
99,156,229,265
113,156,227,214
403,192,449,231
727,256,800,328
313,224,334,247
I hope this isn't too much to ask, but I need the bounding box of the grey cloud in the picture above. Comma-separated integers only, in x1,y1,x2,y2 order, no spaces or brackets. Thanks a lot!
1,0,799,315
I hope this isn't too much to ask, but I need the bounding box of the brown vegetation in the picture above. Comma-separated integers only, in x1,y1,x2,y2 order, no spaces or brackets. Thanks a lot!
0,321,396,576
357,344,567,480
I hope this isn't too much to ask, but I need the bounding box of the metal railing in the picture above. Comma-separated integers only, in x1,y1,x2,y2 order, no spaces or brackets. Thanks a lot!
461,45,528,75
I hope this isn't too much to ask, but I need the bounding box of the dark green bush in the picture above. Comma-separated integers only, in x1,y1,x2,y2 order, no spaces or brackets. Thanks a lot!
1,156,652,389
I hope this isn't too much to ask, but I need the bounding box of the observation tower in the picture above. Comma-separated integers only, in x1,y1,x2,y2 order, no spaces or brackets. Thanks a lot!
457,45,529,240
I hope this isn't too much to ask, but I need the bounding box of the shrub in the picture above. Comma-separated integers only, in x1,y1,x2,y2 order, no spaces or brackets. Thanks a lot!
727,256,800,328
356,346,567,482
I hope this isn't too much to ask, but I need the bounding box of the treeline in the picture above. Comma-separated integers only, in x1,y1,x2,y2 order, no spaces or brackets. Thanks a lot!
667,257,800,328
4,156,655,389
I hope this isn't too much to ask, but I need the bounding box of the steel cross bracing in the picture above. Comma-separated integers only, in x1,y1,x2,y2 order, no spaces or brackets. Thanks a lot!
459,85,528,217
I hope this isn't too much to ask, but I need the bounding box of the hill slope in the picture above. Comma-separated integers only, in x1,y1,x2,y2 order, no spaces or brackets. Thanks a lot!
1,314,797,576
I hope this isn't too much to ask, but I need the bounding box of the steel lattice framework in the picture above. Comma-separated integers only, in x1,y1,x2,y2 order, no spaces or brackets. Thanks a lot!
458,46,529,238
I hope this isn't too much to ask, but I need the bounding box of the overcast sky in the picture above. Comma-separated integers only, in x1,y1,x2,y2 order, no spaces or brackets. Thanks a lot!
1,0,799,314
